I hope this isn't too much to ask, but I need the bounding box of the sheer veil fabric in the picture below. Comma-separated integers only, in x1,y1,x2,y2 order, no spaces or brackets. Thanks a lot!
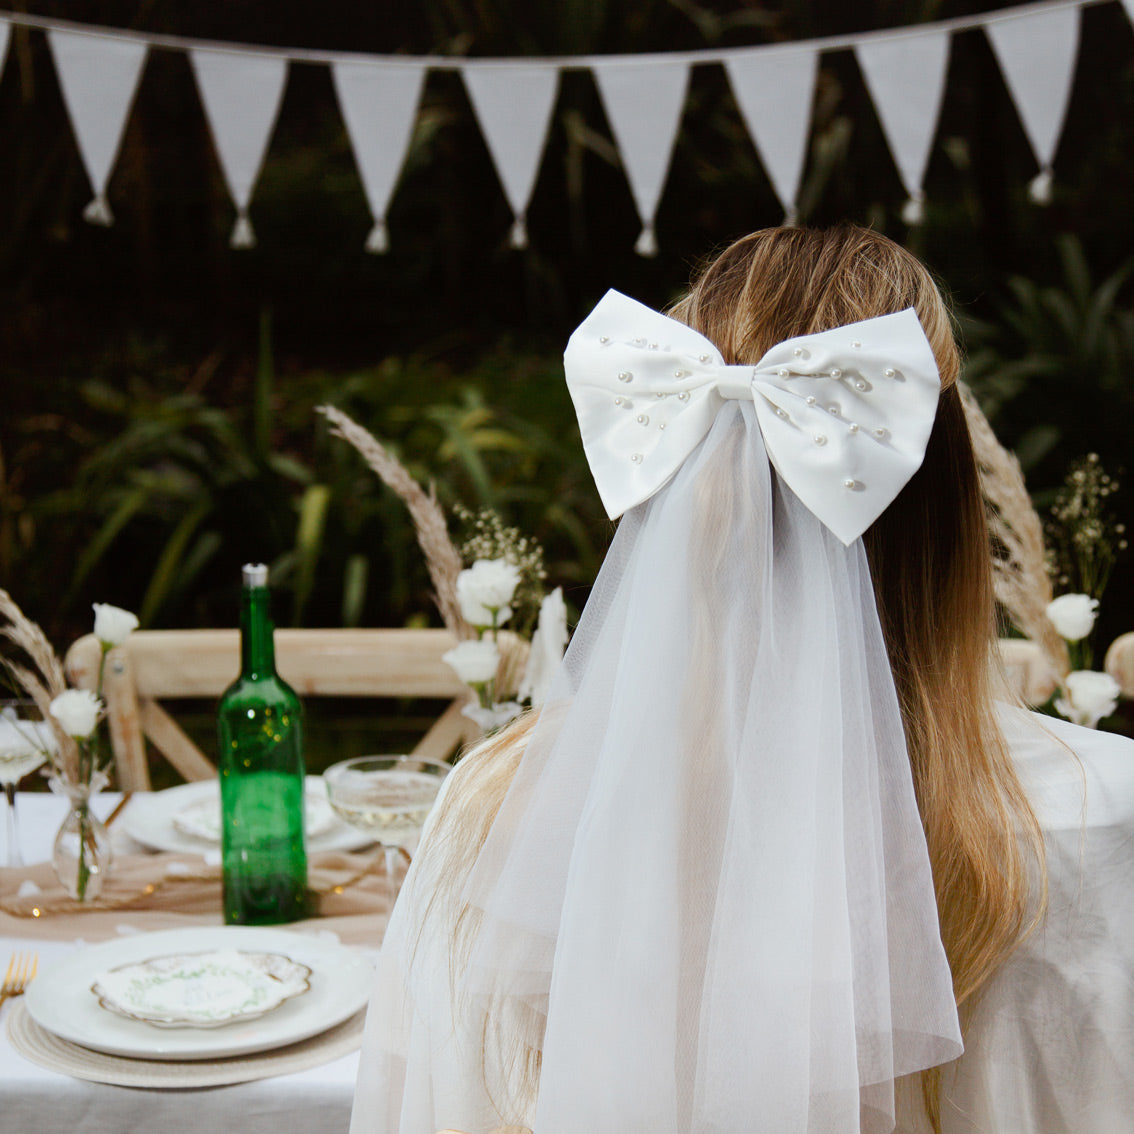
352,317,962,1133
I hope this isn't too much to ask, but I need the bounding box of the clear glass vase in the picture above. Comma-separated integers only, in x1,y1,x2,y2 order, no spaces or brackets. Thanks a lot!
52,780,114,901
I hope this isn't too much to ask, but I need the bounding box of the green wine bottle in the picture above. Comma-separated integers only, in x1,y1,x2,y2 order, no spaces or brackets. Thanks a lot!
217,563,308,925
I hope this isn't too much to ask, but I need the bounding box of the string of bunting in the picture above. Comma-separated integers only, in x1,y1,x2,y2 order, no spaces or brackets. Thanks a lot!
0,0,1127,255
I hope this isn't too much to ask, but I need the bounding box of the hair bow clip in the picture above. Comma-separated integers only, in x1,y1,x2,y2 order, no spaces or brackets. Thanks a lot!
564,290,941,545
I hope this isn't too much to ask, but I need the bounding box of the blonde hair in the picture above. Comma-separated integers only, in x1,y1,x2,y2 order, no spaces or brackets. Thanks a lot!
423,225,1045,1130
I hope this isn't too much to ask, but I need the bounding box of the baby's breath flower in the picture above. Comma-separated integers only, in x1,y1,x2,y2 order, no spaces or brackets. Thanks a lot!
1045,454,1125,601
454,505,547,634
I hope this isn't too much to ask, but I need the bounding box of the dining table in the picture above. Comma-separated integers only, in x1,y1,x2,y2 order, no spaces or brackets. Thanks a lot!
0,788,389,1134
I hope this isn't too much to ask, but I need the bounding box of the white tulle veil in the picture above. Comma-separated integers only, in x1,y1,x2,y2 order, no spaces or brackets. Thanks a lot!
351,293,963,1134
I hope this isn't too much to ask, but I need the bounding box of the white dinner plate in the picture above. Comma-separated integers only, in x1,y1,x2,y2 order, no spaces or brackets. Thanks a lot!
92,948,312,1028
123,776,374,855
25,926,375,1060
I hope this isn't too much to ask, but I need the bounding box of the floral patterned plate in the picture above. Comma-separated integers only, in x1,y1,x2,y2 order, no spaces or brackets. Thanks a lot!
91,949,312,1028
171,784,336,842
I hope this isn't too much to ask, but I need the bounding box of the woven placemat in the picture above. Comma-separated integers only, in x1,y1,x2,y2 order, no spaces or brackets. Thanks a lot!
6,999,365,1088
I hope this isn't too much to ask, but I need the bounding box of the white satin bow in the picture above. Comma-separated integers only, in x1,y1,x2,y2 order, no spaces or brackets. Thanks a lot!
564,289,941,544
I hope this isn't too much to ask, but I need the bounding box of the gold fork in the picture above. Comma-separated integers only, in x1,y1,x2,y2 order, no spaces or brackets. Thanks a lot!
0,952,37,1012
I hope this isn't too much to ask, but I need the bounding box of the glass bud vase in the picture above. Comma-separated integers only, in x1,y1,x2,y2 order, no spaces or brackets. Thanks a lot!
52,781,114,901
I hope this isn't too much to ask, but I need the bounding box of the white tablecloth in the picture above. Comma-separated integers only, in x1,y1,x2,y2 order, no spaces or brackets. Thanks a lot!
1,793,364,1134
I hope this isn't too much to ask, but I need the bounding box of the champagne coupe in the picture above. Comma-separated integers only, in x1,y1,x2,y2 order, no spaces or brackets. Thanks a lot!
323,755,451,910
0,701,56,868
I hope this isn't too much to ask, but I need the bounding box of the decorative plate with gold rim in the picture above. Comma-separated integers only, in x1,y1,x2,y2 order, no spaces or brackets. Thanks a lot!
26,926,375,1060
91,949,312,1028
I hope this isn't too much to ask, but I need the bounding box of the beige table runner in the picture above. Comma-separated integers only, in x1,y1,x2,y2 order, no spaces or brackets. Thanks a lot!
0,851,391,946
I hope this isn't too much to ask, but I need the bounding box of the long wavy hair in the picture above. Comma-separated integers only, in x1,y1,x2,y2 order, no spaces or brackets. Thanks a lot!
668,224,1046,1124
422,224,1045,1130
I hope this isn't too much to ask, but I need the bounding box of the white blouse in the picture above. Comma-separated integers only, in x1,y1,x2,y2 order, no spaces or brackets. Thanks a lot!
353,706,1134,1134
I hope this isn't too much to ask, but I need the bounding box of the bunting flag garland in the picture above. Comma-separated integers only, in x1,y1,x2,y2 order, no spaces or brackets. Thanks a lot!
592,60,691,256
724,48,818,225
856,31,950,225
46,30,148,226
461,64,561,249
984,6,1082,204
0,0,1126,253
190,49,288,248
331,61,426,253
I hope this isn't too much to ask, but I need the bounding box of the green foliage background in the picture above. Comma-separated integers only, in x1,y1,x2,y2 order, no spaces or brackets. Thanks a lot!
1,0,1132,664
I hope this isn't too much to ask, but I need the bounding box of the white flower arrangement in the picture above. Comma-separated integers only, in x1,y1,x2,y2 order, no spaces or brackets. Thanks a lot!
443,637,502,685
456,559,523,631
49,688,104,740
1044,593,1097,643
1054,670,1122,729
1,596,139,898
1042,456,1128,731
92,603,140,647
444,551,568,736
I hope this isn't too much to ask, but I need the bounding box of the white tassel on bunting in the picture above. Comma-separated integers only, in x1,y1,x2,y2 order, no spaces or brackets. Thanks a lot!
634,223,658,258
461,64,558,254
901,190,926,225
191,49,286,254
725,49,818,229
365,218,389,254
857,31,948,233
47,31,148,231
82,194,114,226
1028,166,1053,205
332,62,426,258
593,61,689,259
230,210,255,249
985,8,1078,209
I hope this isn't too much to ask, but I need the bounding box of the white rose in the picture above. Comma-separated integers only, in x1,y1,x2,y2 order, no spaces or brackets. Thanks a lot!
1045,593,1098,642
50,688,104,739
92,603,139,647
456,559,522,627
518,587,568,707
443,639,501,686
1055,670,1121,729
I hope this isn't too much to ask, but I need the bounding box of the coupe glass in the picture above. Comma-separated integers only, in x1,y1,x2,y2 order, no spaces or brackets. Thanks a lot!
0,701,56,868
323,755,451,910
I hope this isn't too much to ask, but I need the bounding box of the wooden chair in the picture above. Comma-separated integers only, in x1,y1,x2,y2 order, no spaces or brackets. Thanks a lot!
997,633,1134,706
997,638,1059,705
64,628,483,791
1105,631,1134,697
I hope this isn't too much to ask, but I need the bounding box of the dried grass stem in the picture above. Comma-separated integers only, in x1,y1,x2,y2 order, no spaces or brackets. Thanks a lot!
319,405,472,638
960,386,1068,682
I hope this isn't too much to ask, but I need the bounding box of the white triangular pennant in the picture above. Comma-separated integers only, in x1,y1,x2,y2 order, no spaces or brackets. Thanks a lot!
856,31,949,224
592,61,690,255
331,61,426,254
1124,0,1134,27
724,48,817,224
0,20,10,78
985,7,1080,194
47,30,148,226
190,49,288,248
461,64,560,249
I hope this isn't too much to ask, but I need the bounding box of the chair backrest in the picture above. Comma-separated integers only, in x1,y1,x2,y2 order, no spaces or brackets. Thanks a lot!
1105,631,1134,698
997,633,1134,706
996,638,1058,705
64,628,481,791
